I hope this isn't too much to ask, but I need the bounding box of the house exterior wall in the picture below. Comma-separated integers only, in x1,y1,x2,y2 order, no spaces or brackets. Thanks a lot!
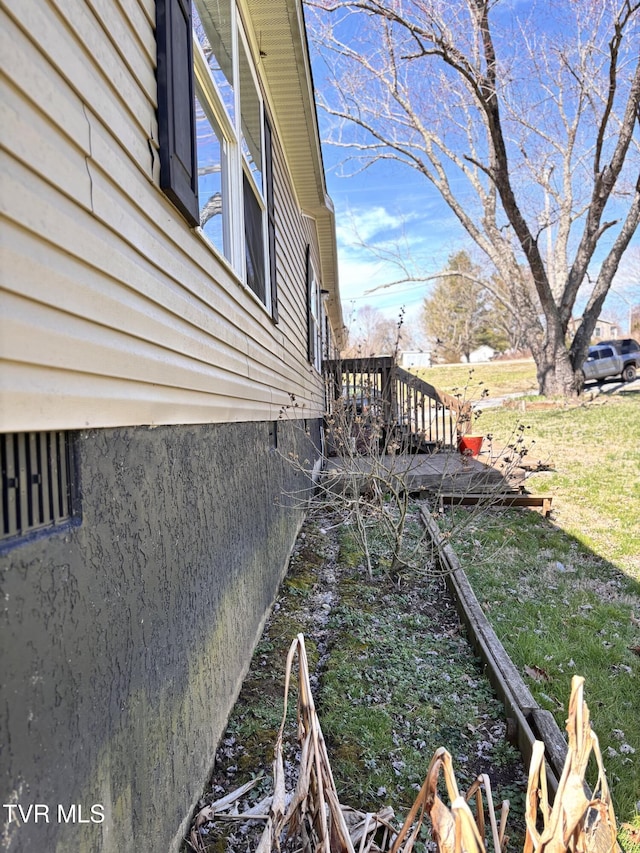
0,0,333,434
1,419,319,853
592,319,619,341
465,345,497,364
567,317,620,344
0,0,339,850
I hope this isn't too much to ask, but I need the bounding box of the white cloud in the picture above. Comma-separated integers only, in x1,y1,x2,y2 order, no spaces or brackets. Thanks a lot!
334,202,466,314
335,205,409,246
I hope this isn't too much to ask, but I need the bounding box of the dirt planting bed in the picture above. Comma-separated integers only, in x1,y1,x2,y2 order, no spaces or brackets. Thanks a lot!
182,507,529,852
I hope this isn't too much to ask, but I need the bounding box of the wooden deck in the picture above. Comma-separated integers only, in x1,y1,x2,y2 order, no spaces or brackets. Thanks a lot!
324,450,517,495
323,357,469,452
321,357,552,514
323,450,554,514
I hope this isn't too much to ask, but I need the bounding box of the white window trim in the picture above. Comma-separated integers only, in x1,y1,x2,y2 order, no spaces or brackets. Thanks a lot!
309,261,322,372
192,1,271,313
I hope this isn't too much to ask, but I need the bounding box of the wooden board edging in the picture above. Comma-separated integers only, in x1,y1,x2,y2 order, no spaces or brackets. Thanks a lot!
438,493,553,516
420,508,568,794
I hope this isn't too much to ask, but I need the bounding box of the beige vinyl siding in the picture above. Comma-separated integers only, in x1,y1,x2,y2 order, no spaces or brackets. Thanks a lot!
0,0,331,433
271,141,316,370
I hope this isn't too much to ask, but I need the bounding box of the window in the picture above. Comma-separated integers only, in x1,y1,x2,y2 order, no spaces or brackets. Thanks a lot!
324,313,330,361
306,246,322,372
1,432,76,544
156,0,277,316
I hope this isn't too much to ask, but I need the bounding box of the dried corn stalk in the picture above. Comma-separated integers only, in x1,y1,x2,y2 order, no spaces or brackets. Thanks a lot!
189,640,620,853
523,675,619,853
189,634,394,852
389,747,508,853
254,632,358,851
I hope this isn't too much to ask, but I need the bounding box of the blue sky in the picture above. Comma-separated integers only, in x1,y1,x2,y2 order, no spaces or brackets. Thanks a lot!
323,152,639,334
325,155,472,324
307,4,640,337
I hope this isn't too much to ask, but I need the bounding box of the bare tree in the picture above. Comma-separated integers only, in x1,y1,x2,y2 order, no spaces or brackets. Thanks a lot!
343,304,417,355
307,0,640,395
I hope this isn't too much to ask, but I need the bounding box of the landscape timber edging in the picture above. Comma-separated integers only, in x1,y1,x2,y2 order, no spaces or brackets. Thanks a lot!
420,508,569,794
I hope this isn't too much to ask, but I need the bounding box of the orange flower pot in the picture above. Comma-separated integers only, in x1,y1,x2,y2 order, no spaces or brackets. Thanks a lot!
458,435,483,457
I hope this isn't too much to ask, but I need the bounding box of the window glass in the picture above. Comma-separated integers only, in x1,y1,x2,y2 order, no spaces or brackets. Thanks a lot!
193,0,235,122
308,263,322,370
239,38,263,193
190,0,271,310
243,173,266,301
323,304,330,360
195,94,228,259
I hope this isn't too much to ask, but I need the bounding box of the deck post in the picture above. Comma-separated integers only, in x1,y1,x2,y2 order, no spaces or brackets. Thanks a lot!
381,358,395,439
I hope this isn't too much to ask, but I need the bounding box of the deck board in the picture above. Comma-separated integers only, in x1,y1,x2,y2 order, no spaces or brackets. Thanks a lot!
324,450,515,494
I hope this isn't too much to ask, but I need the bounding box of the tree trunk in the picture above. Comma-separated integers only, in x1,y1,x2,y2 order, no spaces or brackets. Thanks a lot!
535,343,582,397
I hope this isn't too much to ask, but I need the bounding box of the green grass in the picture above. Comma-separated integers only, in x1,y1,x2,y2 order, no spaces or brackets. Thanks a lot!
194,518,529,851
476,394,640,577
319,549,526,816
444,392,640,837
414,358,538,400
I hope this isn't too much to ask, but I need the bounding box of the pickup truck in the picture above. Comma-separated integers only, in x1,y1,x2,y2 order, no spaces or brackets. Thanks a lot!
581,340,639,383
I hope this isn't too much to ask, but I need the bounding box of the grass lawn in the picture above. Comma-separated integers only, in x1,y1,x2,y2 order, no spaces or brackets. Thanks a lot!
414,357,638,573
443,390,640,842
477,393,640,579
415,358,539,399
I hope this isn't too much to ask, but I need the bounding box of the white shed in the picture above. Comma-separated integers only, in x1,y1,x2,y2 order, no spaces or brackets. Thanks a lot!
400,350,433,368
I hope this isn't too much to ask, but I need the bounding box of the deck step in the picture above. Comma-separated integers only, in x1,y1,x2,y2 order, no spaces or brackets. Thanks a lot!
439,492,553,516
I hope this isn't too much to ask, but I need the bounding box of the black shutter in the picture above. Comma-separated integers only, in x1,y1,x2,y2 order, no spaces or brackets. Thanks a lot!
156,0,200,227
264,115,278,322
306,244,314,364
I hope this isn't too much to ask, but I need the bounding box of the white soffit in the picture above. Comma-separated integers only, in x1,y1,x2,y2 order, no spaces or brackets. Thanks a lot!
248,0,325,210
246,0,343,342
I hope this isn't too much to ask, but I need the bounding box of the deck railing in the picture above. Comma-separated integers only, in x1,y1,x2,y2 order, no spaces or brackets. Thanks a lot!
323,357,471,451
392,365,471,448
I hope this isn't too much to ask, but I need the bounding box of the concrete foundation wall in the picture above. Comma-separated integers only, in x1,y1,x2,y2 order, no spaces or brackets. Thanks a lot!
0,418,319,852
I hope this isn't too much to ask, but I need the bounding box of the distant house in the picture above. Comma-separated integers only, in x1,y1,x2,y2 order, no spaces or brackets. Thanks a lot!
463,345,498,363
400,350,433,369
593,319,620,340
568,317,619,342
0,1,342,851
